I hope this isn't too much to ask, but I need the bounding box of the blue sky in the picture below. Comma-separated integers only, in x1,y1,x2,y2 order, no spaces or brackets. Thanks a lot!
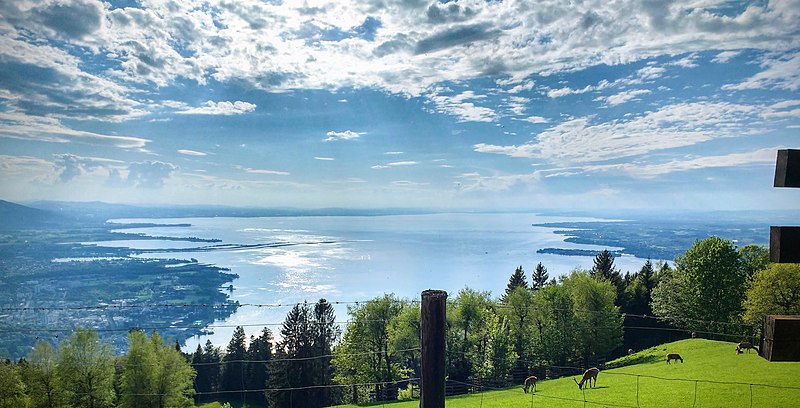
1,0,799,210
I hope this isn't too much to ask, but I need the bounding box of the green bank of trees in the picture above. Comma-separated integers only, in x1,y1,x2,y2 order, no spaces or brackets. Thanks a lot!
4,236,792,407
649,237,792,338
0,329,194,408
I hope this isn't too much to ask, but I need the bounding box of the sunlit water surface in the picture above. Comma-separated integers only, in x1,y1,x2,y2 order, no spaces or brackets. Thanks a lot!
95,213,656,349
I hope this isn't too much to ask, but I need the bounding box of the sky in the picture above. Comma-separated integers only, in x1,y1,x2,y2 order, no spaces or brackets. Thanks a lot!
0,0,799,211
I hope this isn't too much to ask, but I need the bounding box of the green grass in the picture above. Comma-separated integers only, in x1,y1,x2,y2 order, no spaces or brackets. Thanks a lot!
331,339,800,408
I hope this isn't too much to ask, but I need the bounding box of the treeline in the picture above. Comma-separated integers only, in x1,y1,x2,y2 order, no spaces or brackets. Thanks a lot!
3,237,798,407
1,330,195,407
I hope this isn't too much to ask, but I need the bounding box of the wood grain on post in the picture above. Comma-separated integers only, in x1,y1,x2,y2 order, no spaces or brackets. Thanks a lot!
420,289,447,408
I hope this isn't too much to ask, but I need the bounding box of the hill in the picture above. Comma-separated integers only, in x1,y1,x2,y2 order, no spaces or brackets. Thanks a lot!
332,339,800,408
0,199,69,230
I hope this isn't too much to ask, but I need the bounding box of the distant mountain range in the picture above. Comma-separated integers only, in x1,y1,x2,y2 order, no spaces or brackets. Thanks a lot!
0,200,72,230
1,200,434,227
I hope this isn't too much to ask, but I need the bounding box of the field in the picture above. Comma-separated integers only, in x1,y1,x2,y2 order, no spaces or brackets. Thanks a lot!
332,339,800,408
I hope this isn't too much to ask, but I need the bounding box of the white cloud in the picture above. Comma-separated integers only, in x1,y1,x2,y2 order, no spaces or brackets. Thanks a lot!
125,161,177,188
392,180,429,186
0,154,58,184
582,147,779,178
515,116,549,124
601,89,651,106
176,100,257,115
245,168,291,176
456,171,541,192
505,80,535,93
427,90,497,122
314,156,335,161
3,0,800,124
178,149,208,156
0,112,150,149
712,50,741,63
636,66,667,80
723,53,800,91
474,101,762,164
669,54,699,68
372,160,418,169
324,130,365,141
54,154,123,182
384,151,404,155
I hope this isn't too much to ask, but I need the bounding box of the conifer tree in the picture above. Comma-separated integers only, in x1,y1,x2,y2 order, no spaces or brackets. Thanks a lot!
246,328,273,405
192,340,221,399
591,250,624,304
268,303,314,407
531,262,549,290
313,299,341,406
220,326,248,397
503,265,528,301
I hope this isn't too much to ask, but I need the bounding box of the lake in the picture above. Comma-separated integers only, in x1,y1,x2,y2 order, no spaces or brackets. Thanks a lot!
98,212,658,349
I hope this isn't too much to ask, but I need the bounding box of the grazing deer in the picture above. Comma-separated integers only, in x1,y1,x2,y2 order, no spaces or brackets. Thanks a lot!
736,342,759,354
666,353,683,364
523,375,537,393
573,367,599,389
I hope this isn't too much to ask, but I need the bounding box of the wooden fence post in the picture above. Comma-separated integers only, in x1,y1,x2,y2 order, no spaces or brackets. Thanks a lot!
421,289,447,408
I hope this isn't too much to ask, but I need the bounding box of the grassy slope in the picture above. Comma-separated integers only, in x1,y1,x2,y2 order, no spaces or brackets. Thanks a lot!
331,339,800,408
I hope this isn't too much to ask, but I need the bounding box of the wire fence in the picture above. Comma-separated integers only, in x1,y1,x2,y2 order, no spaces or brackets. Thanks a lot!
0,297,761,335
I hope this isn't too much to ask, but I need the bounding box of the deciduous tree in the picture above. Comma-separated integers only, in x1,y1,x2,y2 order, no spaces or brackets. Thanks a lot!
562,270,623,365
448,288,492,383
57,330,115,408
739,244,770,278
651,237,746,334
0,360,29,408
24,340,64,408
120,331,195,408
743,263,800,325
332,294,406,403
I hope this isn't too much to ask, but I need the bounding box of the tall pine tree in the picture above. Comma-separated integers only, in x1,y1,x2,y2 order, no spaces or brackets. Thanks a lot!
247,328,273,406
220,326,248,398
591,250,624,305
531,262,549,290
268,303,315,408
313,299,341,406
192,340,222,401
503,265,528,301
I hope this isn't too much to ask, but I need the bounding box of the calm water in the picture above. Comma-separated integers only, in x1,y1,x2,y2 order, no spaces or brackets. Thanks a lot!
98,212,655,349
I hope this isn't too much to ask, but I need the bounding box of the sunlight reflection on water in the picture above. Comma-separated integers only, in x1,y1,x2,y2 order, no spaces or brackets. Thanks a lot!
98,213,655,348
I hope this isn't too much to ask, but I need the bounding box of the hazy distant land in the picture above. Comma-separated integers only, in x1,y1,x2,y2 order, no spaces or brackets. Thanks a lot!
0,200,793,358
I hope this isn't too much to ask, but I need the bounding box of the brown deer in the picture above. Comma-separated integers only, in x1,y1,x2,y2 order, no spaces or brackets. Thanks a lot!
736,342,759,354
523,375,537,393
666,353,683,364
573,367,599,389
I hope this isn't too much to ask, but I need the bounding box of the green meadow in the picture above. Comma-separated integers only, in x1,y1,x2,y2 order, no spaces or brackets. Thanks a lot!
332,339,800,408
